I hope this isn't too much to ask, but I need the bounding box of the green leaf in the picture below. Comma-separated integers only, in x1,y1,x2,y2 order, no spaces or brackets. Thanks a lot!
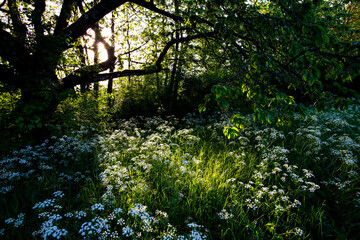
198,104,206,113
313,67,321,80
315,34,323,47
230,114,244,129
322,34,330,44
302,25,307,35
223,126,239,139
205,94,211,102
265,222,276,233
303,72,316,86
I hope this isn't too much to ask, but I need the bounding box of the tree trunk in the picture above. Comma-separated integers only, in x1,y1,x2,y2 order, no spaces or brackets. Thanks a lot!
14,75,65,144
93,25,101,98
78,44,90,93
126,13,132,85
167,0,180,113
108,12,115,107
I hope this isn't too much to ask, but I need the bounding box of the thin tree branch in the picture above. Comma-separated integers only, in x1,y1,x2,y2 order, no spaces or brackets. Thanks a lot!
118,40,150,56
96,68,165,82
155,31,217,69
61,31,217,88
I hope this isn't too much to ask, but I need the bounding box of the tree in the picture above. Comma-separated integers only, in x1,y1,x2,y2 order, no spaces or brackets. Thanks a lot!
0,0,199,137
0,0,359,140
197,0,360,129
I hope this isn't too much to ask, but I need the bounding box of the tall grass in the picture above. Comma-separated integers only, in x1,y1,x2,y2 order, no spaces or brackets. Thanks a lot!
1,102,360,239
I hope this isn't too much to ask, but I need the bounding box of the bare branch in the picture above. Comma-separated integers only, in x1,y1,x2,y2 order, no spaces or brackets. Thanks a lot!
62,0,128,41
32,0,46,38
8,0,27,43
54,0,77,35
61,54,116,88
130,0,183,22
96,68,165,82
62,0,183,45
118,40,150,56
156,31,217,69
0,0,6,8
61,31,217,88
0,8,10,13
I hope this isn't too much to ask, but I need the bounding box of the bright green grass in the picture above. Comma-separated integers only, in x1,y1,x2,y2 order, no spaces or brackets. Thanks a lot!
1,104,360,239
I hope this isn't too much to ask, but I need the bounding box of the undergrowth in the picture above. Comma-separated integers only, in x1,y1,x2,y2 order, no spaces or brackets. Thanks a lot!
1,102,360,239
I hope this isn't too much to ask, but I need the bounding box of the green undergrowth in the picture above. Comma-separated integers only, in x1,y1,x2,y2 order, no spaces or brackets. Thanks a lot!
1,103,360,239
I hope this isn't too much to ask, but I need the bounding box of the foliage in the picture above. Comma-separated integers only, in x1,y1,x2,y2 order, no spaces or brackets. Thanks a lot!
0,85,21,154
54,88,113,135
112,76,165,119
1,1,360,238
1,103,360,239
0,84,21,117
1,0,359,140
197,0,360,131
166,71,225,115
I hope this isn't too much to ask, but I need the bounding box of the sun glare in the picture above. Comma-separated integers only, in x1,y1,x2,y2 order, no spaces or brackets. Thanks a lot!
85,28,112,63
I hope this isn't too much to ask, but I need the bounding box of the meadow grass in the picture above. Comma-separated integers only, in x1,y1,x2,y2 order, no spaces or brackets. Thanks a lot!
1,103,360,239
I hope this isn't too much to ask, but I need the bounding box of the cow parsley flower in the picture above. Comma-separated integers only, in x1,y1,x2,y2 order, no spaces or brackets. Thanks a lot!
74,211,87,219
34,219,68,240
122,226,134,237
33,199,55,209
91,203,105,212
155,210,168,219
187,222,204,229
53,191,65,198
218,209,234,220
0,185,14,194
79,217,109,238
112,208,123,215
117,218,125,226
189,229,207,240
294,227,304,236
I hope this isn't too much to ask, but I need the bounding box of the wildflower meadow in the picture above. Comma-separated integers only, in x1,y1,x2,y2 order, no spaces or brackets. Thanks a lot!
1,102,360,239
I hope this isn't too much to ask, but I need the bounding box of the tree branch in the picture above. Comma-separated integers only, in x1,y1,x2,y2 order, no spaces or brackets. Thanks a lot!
61,54,116,89
31,0,46,38
119,39,150,56
0,0,6,9
96,68,165,82
61,31,216,88
155,31,217,69
62,0,183,45
130,0,183,22
8,0,27,43
54,0,77,35
62,0,128,42
0,28,29,68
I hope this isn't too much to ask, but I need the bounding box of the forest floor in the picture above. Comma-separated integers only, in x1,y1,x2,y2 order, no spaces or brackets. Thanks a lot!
1,103,360,239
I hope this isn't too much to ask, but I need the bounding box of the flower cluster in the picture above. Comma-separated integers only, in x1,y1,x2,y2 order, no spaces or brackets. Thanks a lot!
78,217,109,238
5,213,25,228
1,102,360,239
